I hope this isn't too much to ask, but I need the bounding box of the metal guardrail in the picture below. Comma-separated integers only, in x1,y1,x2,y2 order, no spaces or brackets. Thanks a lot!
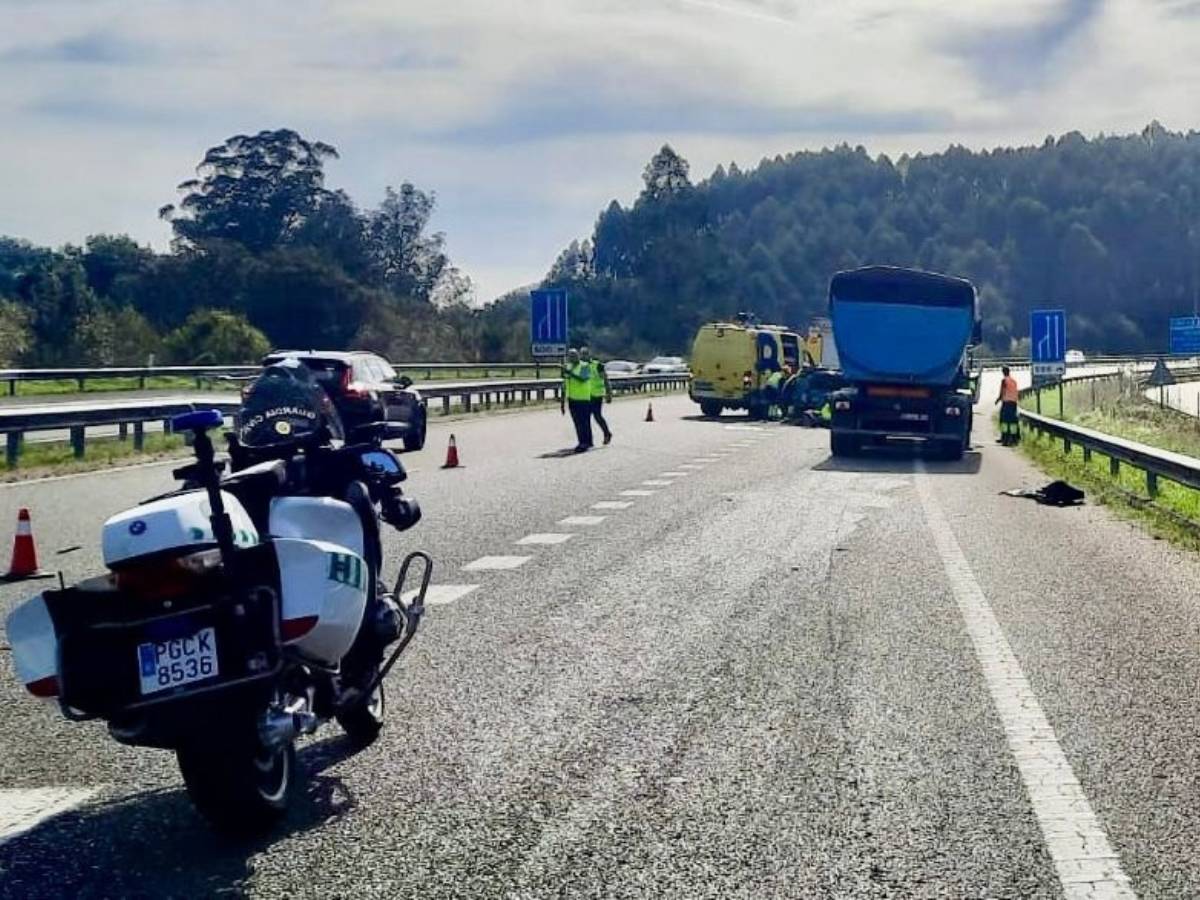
1,398,242,466
0,372,690,466
0,365,260,395
1017,367,1200,498
0,361,575,395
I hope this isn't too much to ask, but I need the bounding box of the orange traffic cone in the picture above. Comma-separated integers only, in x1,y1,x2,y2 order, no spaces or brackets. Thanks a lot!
441,434,462,469
645,403,654,423
3,508,47,582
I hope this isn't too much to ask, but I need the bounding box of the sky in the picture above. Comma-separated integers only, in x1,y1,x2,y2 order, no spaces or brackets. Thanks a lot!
2,0,1199,303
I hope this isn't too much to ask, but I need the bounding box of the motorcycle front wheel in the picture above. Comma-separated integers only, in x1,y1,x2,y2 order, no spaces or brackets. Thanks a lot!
176,726,296,834
336,671,385,747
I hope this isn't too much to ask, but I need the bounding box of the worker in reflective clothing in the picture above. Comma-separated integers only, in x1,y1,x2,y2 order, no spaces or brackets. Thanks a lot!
580,347,612,445
763,367,785,419
996,365,1021,445
561,348,595,452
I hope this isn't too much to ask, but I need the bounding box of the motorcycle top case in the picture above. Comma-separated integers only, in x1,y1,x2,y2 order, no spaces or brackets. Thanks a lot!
102,489,259,567
5,537,368,707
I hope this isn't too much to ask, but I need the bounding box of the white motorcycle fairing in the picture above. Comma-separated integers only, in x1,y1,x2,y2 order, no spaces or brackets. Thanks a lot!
268,496,365,559
7,592,56,697
275,537,368,665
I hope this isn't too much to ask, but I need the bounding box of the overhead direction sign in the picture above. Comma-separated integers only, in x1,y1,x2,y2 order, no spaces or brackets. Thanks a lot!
1030,309,1066,385
1169,316,1200,355
530,289,568,357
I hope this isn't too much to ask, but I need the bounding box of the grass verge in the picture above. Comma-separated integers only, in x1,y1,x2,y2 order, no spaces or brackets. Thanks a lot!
1,433,188,483
6,376,240,397
1017,392,1200,549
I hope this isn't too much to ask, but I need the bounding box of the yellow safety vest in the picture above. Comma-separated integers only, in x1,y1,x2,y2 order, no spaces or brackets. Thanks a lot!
565,363,592,402
589,362,607,398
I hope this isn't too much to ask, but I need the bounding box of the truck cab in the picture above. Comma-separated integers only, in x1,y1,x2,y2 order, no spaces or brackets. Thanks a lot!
827,267,980,460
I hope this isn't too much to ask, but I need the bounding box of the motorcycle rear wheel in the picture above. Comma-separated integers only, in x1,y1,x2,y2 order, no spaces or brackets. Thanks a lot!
176,728,295,834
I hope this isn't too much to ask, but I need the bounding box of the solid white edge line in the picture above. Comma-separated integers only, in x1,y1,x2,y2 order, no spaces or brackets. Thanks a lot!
914,465,1135,899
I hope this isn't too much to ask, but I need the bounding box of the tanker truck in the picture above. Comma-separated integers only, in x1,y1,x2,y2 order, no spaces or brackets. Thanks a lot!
827,266,982,460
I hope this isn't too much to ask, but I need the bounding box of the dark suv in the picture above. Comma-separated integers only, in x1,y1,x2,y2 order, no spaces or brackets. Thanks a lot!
259,350,428,451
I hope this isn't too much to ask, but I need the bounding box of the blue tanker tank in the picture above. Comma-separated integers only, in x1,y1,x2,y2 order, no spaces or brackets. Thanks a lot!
827,267,981,461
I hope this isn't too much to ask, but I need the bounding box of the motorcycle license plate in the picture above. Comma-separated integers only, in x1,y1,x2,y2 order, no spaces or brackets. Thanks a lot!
136,627,219,695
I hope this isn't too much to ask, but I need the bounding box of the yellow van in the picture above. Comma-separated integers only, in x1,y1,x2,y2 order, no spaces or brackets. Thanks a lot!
688,321,803,418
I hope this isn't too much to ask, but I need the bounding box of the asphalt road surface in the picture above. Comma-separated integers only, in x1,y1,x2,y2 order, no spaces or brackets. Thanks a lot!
1,386,1198,897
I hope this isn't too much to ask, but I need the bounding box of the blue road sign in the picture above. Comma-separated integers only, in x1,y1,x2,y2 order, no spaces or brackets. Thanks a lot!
1030,309,1067,385
1169,316,1200,355
1030,309,1067,363
530,289,569,357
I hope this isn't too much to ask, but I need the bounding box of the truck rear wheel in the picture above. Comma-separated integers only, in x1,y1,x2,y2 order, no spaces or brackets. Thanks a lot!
699,400,722,418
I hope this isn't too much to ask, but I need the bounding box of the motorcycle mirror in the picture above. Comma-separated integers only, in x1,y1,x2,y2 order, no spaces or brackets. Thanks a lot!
361,449,406,482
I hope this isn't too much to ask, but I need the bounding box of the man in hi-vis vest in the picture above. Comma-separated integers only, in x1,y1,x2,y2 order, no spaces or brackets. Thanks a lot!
580,346,612,445
561,348,594,452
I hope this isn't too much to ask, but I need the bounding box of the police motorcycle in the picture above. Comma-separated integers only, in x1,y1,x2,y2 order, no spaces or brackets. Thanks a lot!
5,361,430,832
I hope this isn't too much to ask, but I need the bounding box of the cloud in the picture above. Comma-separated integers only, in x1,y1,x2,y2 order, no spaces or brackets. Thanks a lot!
940,0,1104,95
2,31,156,65
0,0,1197,303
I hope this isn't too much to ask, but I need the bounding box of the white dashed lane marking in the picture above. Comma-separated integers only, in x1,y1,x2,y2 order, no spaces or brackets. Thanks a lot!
659,471,689,477
560,516,606,526
642,480,674,486
0,788,96,846
915,468,1135,900
592,501,633,510
463,556,531,572
516,533,574,546
678,464,705,470
404,584,479,606
620,490,656,497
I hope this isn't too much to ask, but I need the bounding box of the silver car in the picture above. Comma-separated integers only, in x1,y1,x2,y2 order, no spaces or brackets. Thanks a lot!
643,356,688,374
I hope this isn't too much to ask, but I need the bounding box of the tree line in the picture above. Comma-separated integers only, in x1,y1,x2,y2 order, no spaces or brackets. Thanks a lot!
4,123,1198,369
547,122,1200,357
0,129,527,368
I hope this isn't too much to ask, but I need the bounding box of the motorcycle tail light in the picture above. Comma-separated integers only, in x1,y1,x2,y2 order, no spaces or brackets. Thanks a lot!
281,615,319,642
115,549,223,600
26,675,60,698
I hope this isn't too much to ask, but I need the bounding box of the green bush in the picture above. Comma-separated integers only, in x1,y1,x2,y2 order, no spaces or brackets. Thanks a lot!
164,309,270,364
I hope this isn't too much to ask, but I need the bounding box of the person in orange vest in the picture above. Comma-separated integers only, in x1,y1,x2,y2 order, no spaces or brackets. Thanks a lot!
995,366,1021,446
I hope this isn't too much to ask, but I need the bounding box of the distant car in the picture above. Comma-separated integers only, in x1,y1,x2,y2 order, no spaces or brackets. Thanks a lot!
643,356,688,374
1065,349,1086,365
259,350,428,451
604,360,639,375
